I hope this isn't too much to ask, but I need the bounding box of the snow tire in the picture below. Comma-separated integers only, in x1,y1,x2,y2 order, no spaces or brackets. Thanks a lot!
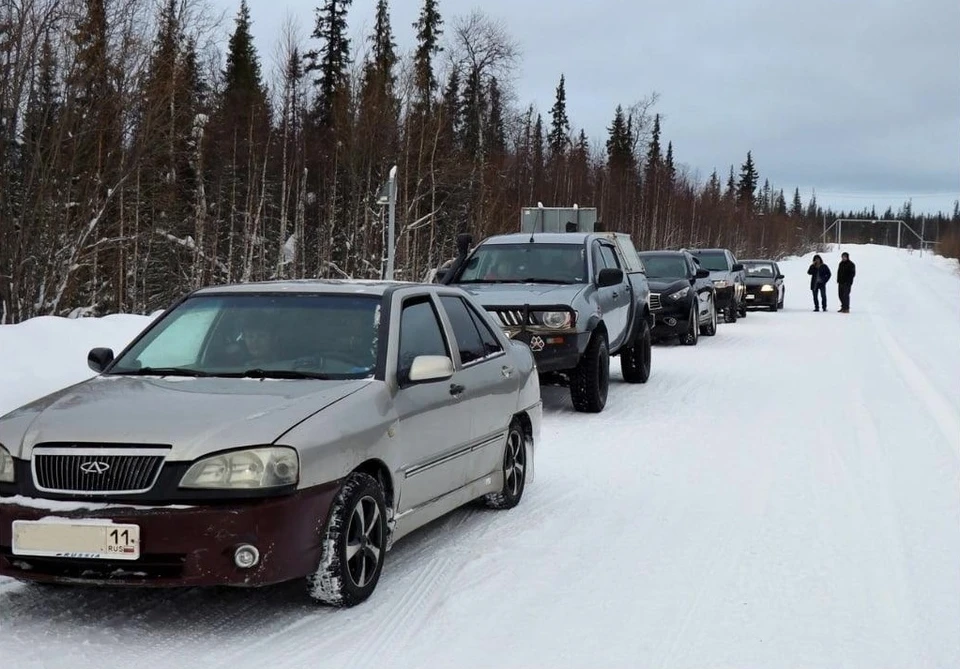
307,472,387,608
621,318,652,384
570,329,609,412
483,418,527,510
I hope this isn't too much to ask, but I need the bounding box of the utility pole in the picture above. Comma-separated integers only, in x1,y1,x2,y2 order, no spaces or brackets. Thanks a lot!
378,165,398,280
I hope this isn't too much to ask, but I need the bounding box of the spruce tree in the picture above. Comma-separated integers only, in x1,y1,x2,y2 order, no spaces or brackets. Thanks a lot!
485,77,505,155
791,187,803,217
305,0,352,128
548,74,569,157
412,0,442,114
737,150,759,207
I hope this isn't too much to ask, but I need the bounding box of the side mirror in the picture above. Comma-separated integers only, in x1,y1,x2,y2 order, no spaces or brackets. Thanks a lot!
776,274,785,280
695,268,710,279
731,263,745,272
407,355,455,384
596,267,623,288
87,347,115,373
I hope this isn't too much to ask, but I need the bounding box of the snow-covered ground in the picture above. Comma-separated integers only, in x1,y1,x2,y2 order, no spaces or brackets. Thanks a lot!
1,244,959,669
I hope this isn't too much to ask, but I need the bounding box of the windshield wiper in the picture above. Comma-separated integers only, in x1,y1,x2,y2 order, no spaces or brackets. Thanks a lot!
233,368,333,380
519,278,576,284
111,367,211,377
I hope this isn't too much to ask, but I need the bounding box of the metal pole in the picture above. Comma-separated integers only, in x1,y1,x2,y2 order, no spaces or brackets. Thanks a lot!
896,220,901,249
386,165,397,280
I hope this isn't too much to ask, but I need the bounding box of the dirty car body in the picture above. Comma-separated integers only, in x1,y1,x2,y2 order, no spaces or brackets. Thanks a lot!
0,280,541,606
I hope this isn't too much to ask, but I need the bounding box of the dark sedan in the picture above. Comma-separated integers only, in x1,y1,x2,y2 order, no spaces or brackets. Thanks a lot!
741,259,785,311
638,250,718,345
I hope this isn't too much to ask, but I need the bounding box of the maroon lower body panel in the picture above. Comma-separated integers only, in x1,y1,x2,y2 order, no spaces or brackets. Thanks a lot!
0,481,341,588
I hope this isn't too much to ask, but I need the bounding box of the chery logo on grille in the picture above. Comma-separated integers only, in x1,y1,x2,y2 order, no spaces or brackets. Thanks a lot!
79,461,111,475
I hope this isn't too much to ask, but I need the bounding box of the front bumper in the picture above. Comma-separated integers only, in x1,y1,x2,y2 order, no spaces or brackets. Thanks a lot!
506,329,591,373
713,285,737,309
745,287,777,306
650,301,691,337
0,481,340,587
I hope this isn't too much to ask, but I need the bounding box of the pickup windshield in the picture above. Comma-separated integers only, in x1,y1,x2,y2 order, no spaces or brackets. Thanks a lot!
639,255,688,279
107,294,381,380
455,243,586,284
692,252,729,271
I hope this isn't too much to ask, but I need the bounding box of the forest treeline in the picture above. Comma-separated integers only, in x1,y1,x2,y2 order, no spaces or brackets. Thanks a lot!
1,0,957,323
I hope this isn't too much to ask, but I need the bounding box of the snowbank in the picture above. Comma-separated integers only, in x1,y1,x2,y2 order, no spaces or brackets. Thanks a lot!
0,314,154,415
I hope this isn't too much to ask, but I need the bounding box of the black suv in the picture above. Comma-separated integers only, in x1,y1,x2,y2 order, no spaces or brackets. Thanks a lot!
684,248,746,322
638,250,718,345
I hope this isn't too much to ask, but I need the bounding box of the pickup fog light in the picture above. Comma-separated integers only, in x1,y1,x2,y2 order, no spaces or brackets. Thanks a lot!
668,287,690,300
0,445,14,483
538,311,573,329
179,446,299,489
234,544,260,569
760,284,774,292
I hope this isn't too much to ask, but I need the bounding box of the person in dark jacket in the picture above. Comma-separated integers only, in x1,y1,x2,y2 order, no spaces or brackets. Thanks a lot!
836,252,856,313
807,254,831,311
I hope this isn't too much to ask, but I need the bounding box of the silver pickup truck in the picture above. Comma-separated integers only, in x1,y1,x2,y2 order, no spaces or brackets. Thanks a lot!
439,229,654,413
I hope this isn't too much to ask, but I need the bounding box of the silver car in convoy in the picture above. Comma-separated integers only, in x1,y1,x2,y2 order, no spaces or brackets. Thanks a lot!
0,280,541,606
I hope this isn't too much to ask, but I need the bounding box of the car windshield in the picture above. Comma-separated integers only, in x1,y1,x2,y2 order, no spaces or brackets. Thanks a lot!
107,294,381,379
639,255,688,279
744,262,776,277
693,252,729,271
454,243,586,284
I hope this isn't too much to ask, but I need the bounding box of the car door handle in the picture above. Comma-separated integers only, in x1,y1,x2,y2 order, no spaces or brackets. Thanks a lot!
450,383,465,396
612,291,619,298
501,365,514,378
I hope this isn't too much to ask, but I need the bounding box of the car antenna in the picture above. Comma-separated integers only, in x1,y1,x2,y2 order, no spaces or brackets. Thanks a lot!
528,201,544,243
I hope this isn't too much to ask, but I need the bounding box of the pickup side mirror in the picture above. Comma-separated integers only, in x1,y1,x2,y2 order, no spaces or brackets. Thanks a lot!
731,263,745,272
695,268,710,279
87,347,115,373
776,274,785,280
406,355,455,384
596,267,624,288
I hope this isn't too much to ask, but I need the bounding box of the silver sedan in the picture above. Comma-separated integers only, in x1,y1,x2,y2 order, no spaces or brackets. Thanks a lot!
0,280,541,606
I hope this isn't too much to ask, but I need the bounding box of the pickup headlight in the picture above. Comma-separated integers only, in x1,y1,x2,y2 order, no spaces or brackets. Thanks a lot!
760,284,774,292
536,310,575,329
668,287,690,300
713,280,729,288
0,445,14,483
179,446,299,489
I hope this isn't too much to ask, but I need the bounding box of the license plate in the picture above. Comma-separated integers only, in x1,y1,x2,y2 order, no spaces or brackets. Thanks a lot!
746,294,755,300
12,519,140,560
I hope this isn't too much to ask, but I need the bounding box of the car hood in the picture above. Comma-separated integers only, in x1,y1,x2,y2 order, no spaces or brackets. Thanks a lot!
454,282,587,307
706,269,735,281
745,276,776,286
0,375,372,461
647,278,690,293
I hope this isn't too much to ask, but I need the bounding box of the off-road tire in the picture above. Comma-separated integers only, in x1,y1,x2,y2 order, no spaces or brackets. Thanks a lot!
725,302,738,323
307,472,387,608
483,418,527,510
680,303,699,346
570,330,609,412
621,318,652,383
699,296,718,336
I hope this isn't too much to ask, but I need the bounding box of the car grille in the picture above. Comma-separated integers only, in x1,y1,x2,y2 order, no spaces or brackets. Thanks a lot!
32,446,169,495
487,308,542,327
649,293,662,311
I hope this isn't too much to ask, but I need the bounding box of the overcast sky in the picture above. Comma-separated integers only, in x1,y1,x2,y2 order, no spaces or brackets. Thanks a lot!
213,0,959,215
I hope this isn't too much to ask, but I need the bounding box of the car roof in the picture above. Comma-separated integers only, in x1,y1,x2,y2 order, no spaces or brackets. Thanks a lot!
740,258,776,264
639,250,687,256
192,278,418,297
481,232,592,245
685,248,728,253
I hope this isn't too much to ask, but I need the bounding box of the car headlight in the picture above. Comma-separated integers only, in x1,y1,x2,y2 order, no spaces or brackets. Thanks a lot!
668,287,690,300
713,280,729,288
537,310,575,329
0,444,14,483
179,446,299,489
760,284,774,292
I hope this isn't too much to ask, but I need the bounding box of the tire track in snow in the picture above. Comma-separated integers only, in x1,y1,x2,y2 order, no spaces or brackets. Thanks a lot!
869,313,960,460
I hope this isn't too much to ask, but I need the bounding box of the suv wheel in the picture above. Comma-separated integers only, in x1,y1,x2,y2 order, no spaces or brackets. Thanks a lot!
307,472,387,607
621,318,652,383
483,418,527,510
725,302,738,323
570,329,609,412
700,296,718,336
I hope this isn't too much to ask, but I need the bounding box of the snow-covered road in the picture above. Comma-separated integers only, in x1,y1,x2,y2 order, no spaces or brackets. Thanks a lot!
2,244,959,669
